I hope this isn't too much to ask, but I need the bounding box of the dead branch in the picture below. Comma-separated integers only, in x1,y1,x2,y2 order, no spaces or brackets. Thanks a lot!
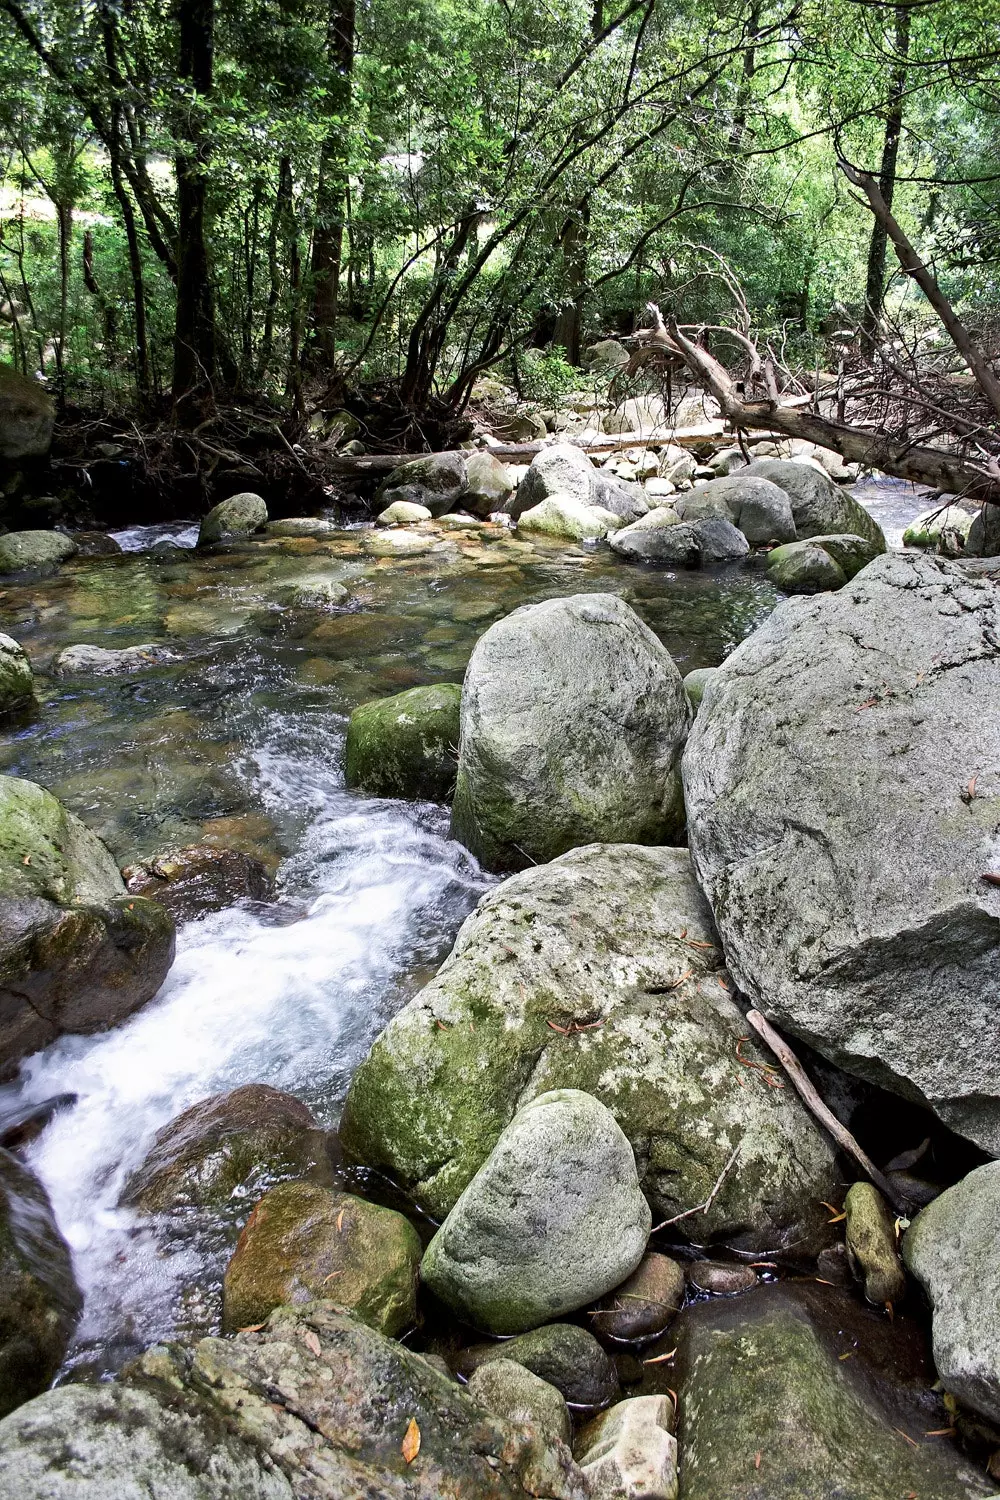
745,1009,910,1214
649,1141,742,1232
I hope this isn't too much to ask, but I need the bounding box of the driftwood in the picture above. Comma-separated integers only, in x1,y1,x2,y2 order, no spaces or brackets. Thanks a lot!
745,1009,910,1214
665,318,1000,506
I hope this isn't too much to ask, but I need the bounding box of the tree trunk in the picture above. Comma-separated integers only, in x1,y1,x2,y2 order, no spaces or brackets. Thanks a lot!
172,0,217,423
860,3,911,347
552,200,590,366
308,0,355,365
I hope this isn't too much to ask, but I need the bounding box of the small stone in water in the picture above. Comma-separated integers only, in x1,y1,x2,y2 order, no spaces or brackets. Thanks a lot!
687,1262,758,1296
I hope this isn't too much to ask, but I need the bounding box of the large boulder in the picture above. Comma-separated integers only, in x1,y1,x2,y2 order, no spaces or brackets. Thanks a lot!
450,595,690,870
0,635,33,714
340,844,839,1248
509,443,646,523
610,512,748,565
222,1182,422,1336
198,492,268,546
0,530,76,575
516,494,621,541
679,475,796,545
421,1089,650,1334
682,551,1000,1152
375,452,467,517
904,1162,1000,1423
464,451,514,517
0,366,54,460
0,774,175,1080
743,458,886,548
0,1382,294,1500
904,504,975,550
675,1283,990,1500
345,683,461,802
121,1083,328,1213
965,504,1000,558
0,1149,81,1418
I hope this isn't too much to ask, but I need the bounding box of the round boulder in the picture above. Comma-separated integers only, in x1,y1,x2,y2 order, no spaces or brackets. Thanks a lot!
198,492,268,546
516,493,619,541
744,458,885,547
376,501,431,526
345,683,461,802
450,594,690,870
683,475,796,545
589,1252,686,1345
0,531,76,575
420,1089,650,1334
463,451,514,517
374,453,467,518
222,1181,421,1336
0,636,33,714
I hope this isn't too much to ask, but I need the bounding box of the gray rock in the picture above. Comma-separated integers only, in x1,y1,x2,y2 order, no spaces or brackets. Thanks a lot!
0,774,175,1080
682,666,717,711
966,504,1000,558
468,1359,572,1444
689,515,750,563
0,366,54,460
345,682,461,801
590,1253,686,1344
610,512,747,565
421,1089,650,1334
683,475,796,545
767,532,885,594
675,1283,989,1500
682,551,1000,1152
198,492,268,545
0,530,76,575
0,1149,81,1419
264,518,337,538
584,339,630,371
340,844,839,1248
517,493,621,541
845,1182,906,1306
375,452,467,517
743,458,886,547
376,500,432,525
450,594,690,870
510,444,645,523
464,451,514,516
52,643,178,677
276,575,348,608
0,1382,294,1499
0,635,33,714
457,1322,619,1408
658,447,697,487
574,1396,678,1500
904,1162,1000,1422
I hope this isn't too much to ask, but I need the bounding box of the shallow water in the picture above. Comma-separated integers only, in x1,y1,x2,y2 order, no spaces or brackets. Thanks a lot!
0,487,925,1377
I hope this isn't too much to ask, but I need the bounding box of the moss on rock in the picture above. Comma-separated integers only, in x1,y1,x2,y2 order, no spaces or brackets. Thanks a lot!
345,683,461,802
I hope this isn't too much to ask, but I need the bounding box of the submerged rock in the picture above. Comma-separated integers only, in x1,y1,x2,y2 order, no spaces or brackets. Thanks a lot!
0,635,34,714
844,1181,906,1306
276,575,348,608
675,1283,988,1500
198,492,268,545
0,530,76,575
450,594,690,871
52,642,178,676
121,1083,327,1213
590,1253,686,1345
375,452,467,517
345,683,461,802
222,1182,421,1336
904,1162,1000,1423
0,774,175,1080
421,1089,650,1334
744,457,886,547
468,1360,572,1445
683,552,1000,1152
340,844,838,1248
122,844,273,922
0,1149,81,1419
456,1323,619,1408
574,1395,678,1500
0,366,54,460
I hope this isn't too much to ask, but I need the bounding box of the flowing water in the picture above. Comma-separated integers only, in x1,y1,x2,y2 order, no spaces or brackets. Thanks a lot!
0,486,926,1378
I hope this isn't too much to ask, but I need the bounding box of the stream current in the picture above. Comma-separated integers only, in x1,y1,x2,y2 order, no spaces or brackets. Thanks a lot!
0,479,926,1378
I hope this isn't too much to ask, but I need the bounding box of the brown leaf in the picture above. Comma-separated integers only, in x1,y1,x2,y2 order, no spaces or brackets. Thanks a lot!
642,1348,676,1365
302,1329,321,1357
925,1428,956,1437
336,1209,345,1233
754,1451,762,1471
238,1322,268,1333
402,1417,421,1464
892,1428,919,1449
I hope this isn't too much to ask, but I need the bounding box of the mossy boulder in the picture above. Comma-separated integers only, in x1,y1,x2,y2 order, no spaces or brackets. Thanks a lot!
844,1181,906,1306
345,683,461,802
682,666,717,711
340,844,838,1251
744,458,886,548
0,531,76,575
0,1149,81,1418
0,635,33,714
450,594,690,871
376,500,432,525
222,1182,422,1335
375,452,467,517
467,1360,572,1445
903,504,974,550
516,493,620,540
0,774,175,1079
463,451,514,517
766,532,882,593
456,1322,619,1408
420,1090,650,1334
121,1084,328,1213
198,492,268,546
675,1284,989,1500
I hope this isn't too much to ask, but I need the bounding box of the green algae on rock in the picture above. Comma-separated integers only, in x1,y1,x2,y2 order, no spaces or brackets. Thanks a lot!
345,682,461,802
0,635,34,715
222,1181,422,1336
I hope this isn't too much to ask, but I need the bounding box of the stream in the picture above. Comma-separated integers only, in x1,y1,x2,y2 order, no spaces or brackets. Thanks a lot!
0,478,928,1379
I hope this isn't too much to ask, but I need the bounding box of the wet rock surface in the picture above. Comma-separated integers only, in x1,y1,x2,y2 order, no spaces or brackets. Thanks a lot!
0,634,34,714
52,642,180,676
590,1253,686,1344
345,682,461,801
0,529,76,574
455,1322,620,1408
467,1359,572,1444
198,492,269,546
122,844,273,922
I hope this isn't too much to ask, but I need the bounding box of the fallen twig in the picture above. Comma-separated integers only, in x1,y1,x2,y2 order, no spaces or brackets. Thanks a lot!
745,1009,909,1213
650,1141,742,1231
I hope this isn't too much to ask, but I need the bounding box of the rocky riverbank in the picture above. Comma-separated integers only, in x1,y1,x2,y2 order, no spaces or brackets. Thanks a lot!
0,431,998,1497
